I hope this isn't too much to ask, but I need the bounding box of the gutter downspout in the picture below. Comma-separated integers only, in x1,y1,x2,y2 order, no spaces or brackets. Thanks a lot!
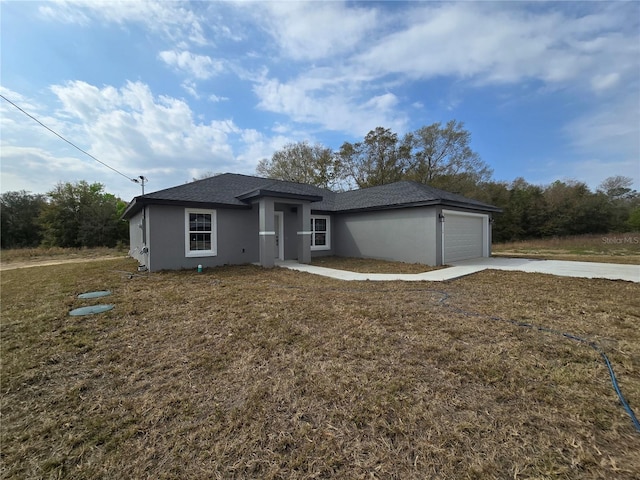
440,211,445,266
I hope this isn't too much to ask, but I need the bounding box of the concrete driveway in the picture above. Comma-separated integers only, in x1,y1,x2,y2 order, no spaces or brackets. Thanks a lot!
449,257,639,283
279,257,639,282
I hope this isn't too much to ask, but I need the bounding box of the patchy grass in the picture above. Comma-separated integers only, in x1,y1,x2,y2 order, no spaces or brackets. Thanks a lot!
2,258,639,479
0,246,127,265
311,256,442,273
494,233,640,264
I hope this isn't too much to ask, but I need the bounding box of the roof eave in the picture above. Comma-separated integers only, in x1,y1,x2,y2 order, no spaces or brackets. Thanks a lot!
122,197,250,219
333,199,502,214
439,200,503,213
236,189,323,203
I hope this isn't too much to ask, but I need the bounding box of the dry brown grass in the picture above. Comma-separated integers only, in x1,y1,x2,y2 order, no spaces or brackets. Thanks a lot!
2,258,639,479
494,233,640,265
311,256,442,273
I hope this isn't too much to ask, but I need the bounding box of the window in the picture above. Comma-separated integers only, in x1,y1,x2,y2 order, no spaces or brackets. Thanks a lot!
310,215,330,250
185,209,217,257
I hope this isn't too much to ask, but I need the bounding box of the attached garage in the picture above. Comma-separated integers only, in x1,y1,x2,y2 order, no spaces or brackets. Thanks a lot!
442,210,490,263
124,175,501,271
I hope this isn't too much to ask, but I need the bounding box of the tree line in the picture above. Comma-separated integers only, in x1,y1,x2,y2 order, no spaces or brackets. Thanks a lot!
257,121,639,242
2,120,637,249
1,181,129,249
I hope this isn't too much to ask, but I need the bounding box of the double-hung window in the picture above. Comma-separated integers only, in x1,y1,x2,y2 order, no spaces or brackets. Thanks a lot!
310,215,330,250
185,209,217,257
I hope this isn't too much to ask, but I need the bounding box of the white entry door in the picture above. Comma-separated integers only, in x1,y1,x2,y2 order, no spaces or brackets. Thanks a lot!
274,212,284,260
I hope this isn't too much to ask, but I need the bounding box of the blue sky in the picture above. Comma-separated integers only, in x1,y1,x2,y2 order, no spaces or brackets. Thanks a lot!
1,0,639,201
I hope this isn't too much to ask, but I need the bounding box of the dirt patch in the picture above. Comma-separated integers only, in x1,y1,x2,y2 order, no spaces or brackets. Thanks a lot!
0,255,125,271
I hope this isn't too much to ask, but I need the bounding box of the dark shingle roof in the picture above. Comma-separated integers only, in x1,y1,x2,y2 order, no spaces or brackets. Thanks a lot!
123,173,499,219
331,181,500,213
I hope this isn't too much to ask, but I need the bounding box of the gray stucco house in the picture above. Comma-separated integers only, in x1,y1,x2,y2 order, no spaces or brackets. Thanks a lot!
122,173,501,272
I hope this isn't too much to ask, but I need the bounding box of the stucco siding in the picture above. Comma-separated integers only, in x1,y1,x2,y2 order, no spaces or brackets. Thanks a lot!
334,207,437,265
144,204,259,271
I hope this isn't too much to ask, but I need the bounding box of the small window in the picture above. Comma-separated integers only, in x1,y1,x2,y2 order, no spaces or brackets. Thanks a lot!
185,209,217,257
310,215,330,250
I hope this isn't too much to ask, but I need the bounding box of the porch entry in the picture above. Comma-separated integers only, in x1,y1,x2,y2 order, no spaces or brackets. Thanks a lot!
274,211,284,260
257,196,311,268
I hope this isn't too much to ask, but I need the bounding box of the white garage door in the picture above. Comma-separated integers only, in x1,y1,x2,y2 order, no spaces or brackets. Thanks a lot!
443,212,485,263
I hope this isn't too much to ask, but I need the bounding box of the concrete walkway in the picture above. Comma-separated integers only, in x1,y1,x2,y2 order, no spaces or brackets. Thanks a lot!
278,258,640,283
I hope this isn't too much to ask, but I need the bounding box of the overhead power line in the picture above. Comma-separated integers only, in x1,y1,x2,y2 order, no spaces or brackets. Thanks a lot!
1,93,140,185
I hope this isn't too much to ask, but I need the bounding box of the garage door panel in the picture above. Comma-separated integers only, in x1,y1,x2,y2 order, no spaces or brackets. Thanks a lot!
444,214,484,263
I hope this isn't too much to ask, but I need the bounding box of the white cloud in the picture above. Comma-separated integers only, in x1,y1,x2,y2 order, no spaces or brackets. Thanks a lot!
363,93,399,112
39,0,208,46
1,145,102,186
253,76,407,137
158,50,224,80
248,2,379,61
565,158,640,191
351,2,637,90
38,4,90,25
235,129,291,169
181,80,200,99
8,1,639,196
45,80,254,184
591,73,620,92
562,94,640,187
1,80,299,197
247,2,638,141
208,94,228,103
564,96,640,159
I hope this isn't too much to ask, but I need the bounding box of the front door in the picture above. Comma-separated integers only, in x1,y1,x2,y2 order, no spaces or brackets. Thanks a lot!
274,211,284,260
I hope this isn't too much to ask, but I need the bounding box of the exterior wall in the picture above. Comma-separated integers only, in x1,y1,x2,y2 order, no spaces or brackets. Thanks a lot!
129,200,493,271
142,204,259,271
334,207,438,265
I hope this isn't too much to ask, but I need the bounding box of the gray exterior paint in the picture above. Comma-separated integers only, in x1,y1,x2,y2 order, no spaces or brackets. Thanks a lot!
136,204,260,271
128,202,317,272
123,173,500,271
334,207,438,265
278,205,327,260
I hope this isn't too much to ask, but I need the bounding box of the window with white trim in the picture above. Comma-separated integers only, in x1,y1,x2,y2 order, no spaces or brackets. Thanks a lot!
310,215,330,250
185,209,217,257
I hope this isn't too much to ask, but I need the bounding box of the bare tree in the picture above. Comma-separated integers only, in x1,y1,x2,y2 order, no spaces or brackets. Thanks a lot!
256,141,343,190
406,120,492,189
339,127,412,188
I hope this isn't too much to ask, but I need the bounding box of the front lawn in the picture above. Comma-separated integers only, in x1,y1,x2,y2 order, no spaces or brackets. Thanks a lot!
2,258,639,479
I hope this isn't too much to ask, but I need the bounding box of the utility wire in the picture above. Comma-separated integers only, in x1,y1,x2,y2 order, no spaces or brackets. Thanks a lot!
1,93,136,183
